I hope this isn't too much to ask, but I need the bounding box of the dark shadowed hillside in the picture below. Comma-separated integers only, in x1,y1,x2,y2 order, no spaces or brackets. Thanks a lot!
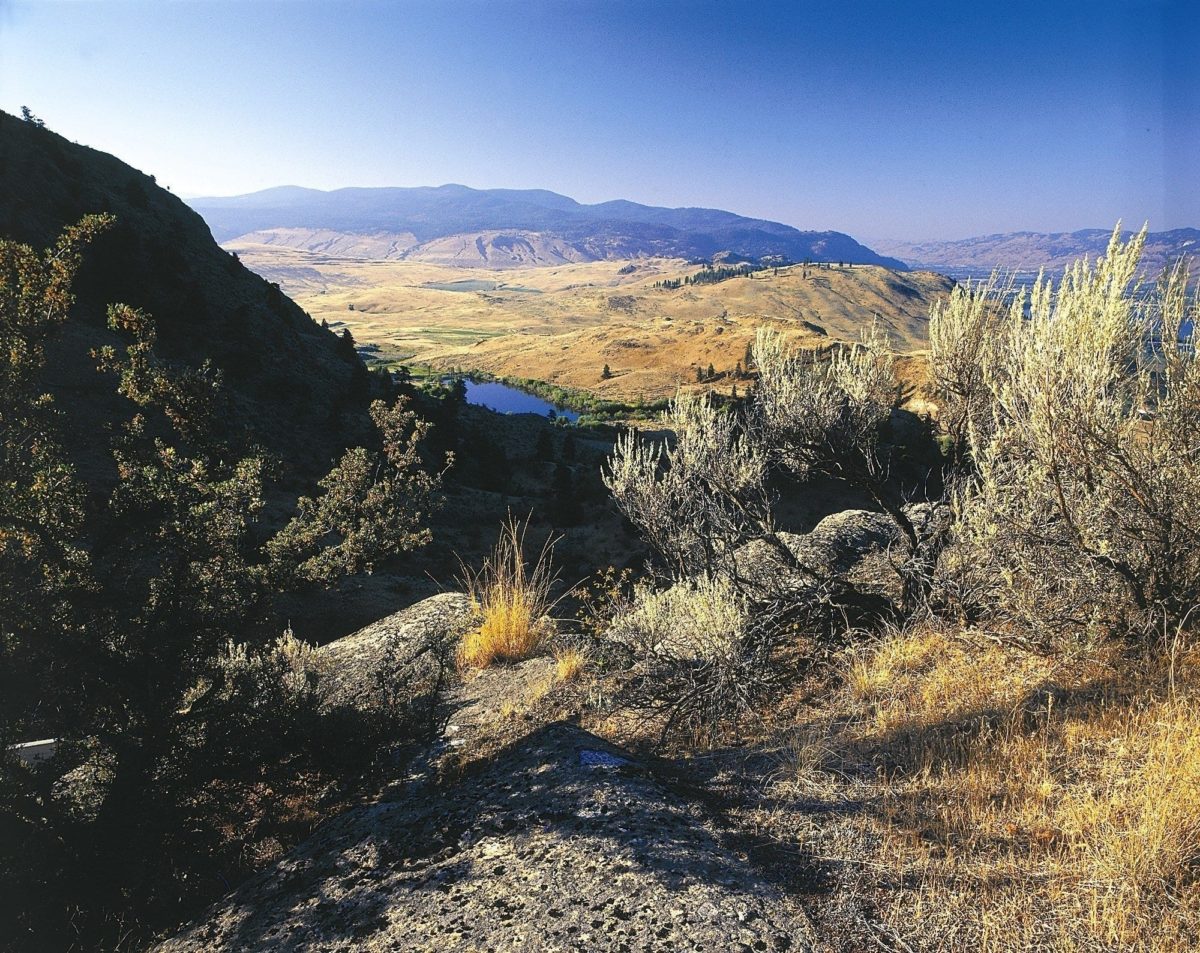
188,184,907,268
0,110,370,484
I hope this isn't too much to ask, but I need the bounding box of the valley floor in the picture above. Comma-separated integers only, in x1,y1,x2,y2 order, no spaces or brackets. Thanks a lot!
227,244,951,407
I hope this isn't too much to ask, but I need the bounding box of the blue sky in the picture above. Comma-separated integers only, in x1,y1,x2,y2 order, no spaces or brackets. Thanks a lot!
1,0,1196,239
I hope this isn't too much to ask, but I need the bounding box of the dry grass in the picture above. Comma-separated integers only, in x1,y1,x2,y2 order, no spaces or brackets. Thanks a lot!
783,624,1200,951
457,517,559,669
553,647,587,683
228,244,952,404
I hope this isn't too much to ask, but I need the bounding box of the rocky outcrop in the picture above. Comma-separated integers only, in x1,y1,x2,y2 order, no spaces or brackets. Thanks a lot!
315,592,473,709
154,722,814,952
733,509,903,601
785,509,905,577
732,503,949,612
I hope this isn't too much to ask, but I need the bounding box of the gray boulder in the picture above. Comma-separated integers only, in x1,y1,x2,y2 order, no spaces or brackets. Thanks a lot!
733,508,904,601
315,592,473,710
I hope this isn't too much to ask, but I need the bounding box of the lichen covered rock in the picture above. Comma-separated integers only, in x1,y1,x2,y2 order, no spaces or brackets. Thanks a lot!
316,592,473,710
154,723,814,952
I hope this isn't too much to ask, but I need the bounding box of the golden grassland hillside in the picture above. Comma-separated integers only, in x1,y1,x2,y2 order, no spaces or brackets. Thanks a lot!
229,241,953,402
721,621,1200,952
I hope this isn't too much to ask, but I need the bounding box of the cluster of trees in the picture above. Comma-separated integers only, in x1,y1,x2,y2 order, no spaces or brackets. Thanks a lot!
0,220,450,949
650,259,862,294
651,258,857,294
692,357,755,385
652,261,768,291
604,227,1199,734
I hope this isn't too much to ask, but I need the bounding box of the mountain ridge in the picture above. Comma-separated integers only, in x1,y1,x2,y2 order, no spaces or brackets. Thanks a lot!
188,184,906,269
874,227,1200,276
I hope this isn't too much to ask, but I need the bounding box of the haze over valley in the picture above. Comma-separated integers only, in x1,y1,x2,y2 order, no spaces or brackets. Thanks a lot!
189,184,907,268
875,227,1200,280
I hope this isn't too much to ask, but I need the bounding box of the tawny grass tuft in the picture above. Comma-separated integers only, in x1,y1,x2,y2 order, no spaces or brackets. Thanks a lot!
458,517,559,669
553,647,587,683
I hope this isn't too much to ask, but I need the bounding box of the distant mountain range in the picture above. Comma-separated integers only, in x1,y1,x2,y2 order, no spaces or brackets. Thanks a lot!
873,228,1200,278
187,185,907,269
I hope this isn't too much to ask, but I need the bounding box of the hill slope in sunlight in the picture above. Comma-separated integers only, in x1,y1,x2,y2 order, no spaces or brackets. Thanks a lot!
229,240,951,403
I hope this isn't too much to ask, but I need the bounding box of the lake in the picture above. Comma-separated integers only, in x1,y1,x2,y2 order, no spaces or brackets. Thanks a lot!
942,268,1052,287
462,379,580,422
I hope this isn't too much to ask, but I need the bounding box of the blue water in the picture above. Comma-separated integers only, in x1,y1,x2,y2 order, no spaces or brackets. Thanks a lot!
462,379,580,422
943,268,1053,287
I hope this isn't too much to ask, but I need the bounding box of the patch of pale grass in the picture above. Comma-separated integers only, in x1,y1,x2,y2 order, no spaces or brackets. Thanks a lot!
609,576,748,660
788,625,1200,950
458,517,558,669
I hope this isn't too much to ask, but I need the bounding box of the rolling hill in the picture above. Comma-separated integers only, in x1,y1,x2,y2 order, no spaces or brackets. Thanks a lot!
225,238,952,405
414,263,950,403
189,184,907,269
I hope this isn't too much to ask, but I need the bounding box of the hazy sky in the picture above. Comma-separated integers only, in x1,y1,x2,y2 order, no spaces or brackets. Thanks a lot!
1,0,1197,240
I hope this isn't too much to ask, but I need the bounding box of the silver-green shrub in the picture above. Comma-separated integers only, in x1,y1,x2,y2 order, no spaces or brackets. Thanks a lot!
932,227,1200,636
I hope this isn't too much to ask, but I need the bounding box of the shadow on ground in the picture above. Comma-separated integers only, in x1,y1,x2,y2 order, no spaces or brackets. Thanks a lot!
155,720,819,952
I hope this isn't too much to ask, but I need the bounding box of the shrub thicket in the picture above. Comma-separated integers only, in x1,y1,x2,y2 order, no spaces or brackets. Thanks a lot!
931,226,1199,639
0,220,447,950
605,576,790,739
604,321,934,734
606,226,1198,736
